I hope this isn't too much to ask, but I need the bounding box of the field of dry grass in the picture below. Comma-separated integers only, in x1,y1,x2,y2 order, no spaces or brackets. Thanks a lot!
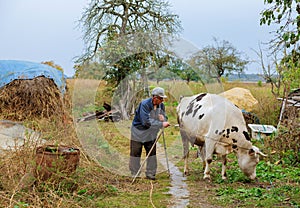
0,79,298,208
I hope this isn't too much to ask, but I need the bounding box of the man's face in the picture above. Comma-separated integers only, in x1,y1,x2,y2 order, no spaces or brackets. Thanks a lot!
152,96,164,105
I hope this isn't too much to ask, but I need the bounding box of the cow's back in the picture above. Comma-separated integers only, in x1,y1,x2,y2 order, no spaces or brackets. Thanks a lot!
177,93,247,142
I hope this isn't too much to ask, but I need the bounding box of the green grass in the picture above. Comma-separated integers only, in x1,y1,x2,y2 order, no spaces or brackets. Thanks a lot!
183,148,300,208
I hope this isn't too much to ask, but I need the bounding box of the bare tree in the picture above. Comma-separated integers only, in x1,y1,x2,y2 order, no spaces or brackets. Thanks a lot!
254,45,283,97
77,0,181,64
76,0,182,119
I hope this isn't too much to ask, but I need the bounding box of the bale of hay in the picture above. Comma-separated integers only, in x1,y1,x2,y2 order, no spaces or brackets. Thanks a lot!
0,76,64,121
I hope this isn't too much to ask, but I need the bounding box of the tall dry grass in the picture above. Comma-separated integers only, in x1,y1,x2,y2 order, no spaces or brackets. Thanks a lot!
0,78,298,207
0,78,171,207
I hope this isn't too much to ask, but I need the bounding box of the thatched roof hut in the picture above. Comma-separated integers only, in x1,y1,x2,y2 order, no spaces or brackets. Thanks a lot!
0,60,66,121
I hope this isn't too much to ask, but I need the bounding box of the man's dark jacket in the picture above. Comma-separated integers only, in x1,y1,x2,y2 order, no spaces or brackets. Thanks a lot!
131,97,167,142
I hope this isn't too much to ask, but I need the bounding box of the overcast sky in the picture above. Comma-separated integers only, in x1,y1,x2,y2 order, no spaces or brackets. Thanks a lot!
0,0,274,76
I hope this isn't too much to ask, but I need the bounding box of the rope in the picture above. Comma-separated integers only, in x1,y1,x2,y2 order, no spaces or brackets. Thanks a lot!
211,136,251,151
179,127,252,151
149,181,156,208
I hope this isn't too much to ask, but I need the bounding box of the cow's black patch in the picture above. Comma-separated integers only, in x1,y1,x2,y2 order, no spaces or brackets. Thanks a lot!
232,139,237,143
226,128,230,136
231,126,239,132
185,101,194,116
215,130,218,134
195,93,207,102
198,113,204,120
232,144,238,149
219,129,225,135
243,131,251,141
181,112,185,119
192,105,202,117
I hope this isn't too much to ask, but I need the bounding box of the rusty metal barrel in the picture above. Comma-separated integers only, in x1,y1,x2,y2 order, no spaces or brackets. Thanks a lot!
35,145,80,181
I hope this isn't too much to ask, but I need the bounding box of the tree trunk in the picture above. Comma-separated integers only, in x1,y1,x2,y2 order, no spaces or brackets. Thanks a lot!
115,79,131,120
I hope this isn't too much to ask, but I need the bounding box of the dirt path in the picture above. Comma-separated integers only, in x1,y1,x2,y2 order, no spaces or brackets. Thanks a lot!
159,158,190,207
158,145,222,208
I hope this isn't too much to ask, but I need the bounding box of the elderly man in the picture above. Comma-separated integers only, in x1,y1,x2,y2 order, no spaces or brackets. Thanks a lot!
129,87,170,180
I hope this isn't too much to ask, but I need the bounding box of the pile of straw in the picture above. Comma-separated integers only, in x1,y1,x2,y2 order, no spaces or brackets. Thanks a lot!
0,76,64,121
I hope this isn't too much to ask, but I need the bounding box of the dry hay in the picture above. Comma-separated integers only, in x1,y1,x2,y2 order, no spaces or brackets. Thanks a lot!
0,76,64,121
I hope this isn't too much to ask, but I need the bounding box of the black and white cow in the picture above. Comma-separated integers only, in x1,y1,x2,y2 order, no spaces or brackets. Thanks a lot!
177,93,266,180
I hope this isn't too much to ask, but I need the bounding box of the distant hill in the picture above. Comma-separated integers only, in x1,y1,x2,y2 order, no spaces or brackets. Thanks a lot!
227,73,265,82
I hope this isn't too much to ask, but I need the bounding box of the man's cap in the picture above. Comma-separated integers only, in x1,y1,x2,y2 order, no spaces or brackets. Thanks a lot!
152,87,167,98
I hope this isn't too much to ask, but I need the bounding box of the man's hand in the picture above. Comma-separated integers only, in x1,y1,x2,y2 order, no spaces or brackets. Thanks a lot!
162,121,170,128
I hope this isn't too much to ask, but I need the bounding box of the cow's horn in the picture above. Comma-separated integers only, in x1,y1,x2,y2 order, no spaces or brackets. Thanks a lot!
258,150,267,157
252,145,267,157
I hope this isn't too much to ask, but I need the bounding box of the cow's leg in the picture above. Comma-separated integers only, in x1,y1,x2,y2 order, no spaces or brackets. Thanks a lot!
198,145,206,170
221,155,227,180
181,130,190,176
203,139,217,180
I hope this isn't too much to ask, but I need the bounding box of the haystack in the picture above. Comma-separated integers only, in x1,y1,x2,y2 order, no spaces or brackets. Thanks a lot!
0,60,66,121
219,87,258,112
0,76,64,120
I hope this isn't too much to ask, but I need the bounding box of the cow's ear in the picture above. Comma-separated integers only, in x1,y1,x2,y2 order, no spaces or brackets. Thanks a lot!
249,148,255,156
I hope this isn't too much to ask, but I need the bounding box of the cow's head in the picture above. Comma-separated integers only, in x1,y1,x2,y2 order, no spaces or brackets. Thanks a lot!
235,145,266,180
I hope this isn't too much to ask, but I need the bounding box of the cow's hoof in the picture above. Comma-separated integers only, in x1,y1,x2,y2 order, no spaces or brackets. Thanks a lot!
222,176,227,180
203,175,211,180
183,171,190,176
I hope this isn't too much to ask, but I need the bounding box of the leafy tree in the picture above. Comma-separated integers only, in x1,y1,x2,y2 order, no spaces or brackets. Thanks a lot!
260,0,300,49
76,0,181,119
148,56,201,84
260,1,300,95
174,60,201,84
189,38,249,82
281,49,300,89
